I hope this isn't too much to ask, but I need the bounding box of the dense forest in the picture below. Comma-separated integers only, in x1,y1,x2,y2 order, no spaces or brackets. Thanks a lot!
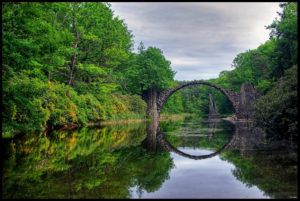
2,2,297,140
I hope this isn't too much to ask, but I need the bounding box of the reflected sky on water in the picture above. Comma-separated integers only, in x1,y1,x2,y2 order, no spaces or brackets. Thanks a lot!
131,148,268,199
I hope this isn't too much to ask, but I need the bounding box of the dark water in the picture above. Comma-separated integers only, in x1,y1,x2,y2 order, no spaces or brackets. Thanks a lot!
2,116,297,199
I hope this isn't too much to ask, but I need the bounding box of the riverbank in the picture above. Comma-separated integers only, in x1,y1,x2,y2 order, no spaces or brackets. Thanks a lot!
160,113,194,120
2,113,192,138
68,113,192,127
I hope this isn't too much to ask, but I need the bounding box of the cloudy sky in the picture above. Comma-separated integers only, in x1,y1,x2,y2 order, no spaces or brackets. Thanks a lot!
110,2,283,81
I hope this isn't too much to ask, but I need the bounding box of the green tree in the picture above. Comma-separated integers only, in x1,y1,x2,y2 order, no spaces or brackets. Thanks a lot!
266,2,298,79
2,2,74,82
125,43,175,95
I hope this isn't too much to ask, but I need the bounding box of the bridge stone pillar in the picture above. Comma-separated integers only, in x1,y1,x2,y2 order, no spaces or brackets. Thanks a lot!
142,87,160,119
236,83,261,120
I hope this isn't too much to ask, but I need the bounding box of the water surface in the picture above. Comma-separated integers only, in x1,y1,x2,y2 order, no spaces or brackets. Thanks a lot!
2,116,297,198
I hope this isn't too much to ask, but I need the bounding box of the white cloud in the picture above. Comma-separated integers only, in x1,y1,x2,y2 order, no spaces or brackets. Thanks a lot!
110,2,283,80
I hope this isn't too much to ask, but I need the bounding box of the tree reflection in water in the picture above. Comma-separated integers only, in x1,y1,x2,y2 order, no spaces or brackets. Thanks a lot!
2,123,174,199
2,117,297,199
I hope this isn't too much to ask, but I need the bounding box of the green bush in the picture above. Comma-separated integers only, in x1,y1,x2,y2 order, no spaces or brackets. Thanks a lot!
128,94,147,115
252,65,297,140
2,75,148,137
3,76,50,133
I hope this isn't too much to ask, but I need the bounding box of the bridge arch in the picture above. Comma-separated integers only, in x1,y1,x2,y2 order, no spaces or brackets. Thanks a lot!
157,81,239,117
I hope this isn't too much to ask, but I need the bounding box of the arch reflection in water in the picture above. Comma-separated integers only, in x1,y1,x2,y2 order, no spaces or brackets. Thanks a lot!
142,119,267,160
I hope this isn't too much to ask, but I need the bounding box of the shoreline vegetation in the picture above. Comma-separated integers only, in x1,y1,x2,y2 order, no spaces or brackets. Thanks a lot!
1,113,194,138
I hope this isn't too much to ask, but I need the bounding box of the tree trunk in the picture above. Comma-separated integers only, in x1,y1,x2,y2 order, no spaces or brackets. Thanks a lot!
68,33,80,86
66,32,80,97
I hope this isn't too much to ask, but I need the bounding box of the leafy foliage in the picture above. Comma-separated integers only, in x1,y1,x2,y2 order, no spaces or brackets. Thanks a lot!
2,74,147,136
124,43,175,95
252,65,298,140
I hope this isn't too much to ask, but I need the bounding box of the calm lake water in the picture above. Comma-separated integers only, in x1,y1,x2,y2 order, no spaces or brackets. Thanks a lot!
2,116,297,199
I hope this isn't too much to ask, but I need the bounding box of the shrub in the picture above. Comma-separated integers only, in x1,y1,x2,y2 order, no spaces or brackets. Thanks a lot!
2,74,148,137
252,65,297,140
128,94,147,115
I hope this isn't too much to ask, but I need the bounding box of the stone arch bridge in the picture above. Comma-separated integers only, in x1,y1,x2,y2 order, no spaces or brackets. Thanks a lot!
142,81,261,120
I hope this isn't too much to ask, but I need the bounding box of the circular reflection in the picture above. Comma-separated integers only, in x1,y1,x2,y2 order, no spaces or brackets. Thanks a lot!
143,120,265,160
